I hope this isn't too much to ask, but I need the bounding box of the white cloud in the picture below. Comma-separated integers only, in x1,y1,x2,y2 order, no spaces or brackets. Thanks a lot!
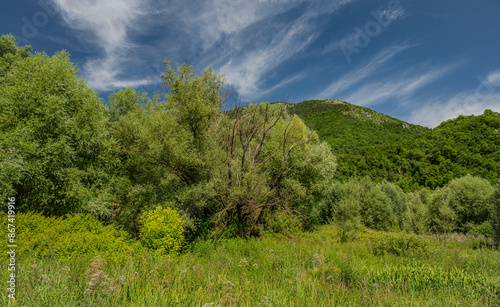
323,4,406,54
408,92,500,128
52,0,155,90
51,0,354,94
343,64,455,107
407,68,500,127
219,20,318,99
197,0,354,100
487,70,500,85
316,43,415,99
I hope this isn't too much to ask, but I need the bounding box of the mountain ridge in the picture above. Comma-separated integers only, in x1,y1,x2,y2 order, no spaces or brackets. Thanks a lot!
287,99,500,191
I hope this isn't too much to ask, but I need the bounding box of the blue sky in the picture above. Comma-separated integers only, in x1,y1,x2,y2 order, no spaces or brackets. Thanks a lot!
1,0,500,127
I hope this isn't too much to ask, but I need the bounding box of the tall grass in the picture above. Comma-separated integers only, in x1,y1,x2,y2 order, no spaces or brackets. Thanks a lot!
2,225,499,306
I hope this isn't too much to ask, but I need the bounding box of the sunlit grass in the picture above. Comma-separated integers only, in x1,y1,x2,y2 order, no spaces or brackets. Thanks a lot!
2,225,499,306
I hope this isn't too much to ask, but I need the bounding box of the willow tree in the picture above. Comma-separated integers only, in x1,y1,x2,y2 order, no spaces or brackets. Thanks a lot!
110,61,337,238
0,35,117,216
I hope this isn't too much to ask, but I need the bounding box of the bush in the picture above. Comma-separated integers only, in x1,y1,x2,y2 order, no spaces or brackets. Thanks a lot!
139,206,185,255
373,232,430,256
358,178,394,231
379,181,408,226
0,212,142,262
264,210,302,236
446,175,494,231
428,187,457,233
404,189,431,234
492,182,500,243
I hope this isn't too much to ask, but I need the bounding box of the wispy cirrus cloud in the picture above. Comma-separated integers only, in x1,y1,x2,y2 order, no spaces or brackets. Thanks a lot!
408,69,500,127
317,42,415,99
218,20,318,99
324,6,406,55
52,0,158,90
198,0,355,100
343,63,458,107
51,0,355,97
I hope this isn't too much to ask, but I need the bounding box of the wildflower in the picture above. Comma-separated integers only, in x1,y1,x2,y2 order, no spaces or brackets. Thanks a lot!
312,254,322,268
239,258,249,265
253,263,259,268
61,266,70,272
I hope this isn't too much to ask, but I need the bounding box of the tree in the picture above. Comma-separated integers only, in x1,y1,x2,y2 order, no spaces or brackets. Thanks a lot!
108,88,144,121
0,34,31,79
0,35,117,216
110,61,337,238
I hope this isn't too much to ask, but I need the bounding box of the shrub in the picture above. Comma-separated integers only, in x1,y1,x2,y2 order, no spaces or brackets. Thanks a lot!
0,212,142,262
446,175,494,232
492,182,500,243
264,210,302,236
139,206,185,255
404,189,431,234
358,178,394,231
379,181,408,226
428,187,457,233
373,232,430,256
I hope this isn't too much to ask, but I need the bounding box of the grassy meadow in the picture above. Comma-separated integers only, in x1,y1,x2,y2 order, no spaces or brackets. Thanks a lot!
2,224,499,306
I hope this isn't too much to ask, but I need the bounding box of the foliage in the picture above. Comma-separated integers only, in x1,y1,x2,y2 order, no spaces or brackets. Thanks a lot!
0,211,142,262
330,110,500,191
404,189,431,234
139,206,186,255
263,210,302,236
0,35,118,216
492,182,500,243
0,34,32,78
372,232,429,256
110,64,337,238
287,99,428,155
4,225,500,306
108,88,145,121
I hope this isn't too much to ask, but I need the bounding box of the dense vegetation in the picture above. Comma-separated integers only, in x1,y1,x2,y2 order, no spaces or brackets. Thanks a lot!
1,34,500,305
287,99,428,155
2,214,499,306
289,100,500,192
335,110,500,191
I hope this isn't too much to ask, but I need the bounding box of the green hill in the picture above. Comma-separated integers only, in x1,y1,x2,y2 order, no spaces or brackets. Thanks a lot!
287,100,429,155
288,100,500,191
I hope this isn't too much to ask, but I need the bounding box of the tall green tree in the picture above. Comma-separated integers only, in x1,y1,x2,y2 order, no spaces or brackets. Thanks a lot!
0,35,117,216
111,62,337,238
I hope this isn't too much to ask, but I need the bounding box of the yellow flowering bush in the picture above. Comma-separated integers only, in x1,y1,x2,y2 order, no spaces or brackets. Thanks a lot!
139,206,185,255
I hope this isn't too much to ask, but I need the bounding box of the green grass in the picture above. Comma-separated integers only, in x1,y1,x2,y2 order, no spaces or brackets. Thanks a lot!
2,226,499,306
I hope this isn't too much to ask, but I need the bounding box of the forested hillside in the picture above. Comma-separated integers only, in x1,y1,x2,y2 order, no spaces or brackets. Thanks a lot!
335,110,500,191
289,100,500,192
287,99,428,154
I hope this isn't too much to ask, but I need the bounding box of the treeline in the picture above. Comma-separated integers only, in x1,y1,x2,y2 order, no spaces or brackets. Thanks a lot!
0,35,335,239
334,110,500,191
1,34,499,243
313,175,500,240
288,100,500,192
